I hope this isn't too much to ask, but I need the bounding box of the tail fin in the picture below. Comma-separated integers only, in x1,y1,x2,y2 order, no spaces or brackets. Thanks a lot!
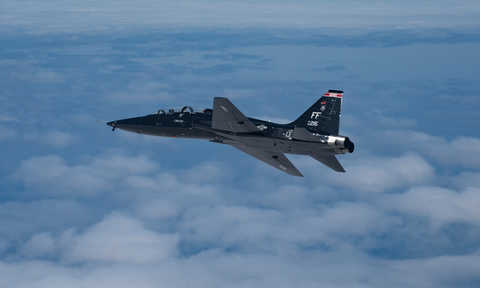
291,90,343,135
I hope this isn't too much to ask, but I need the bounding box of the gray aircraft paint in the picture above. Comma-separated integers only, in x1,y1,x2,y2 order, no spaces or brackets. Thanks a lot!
107,90,354,176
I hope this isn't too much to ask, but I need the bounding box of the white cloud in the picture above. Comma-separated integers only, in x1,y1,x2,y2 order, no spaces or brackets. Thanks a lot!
381,186,480,226
14,155,109,196
178,201,400,254
14,154,158,196
1,249,480,288
313,202,391,236
135,199,178,221
302,154,435,193
182,162,231,184
381,130,480,168
180,205,283,249
64,213,178,263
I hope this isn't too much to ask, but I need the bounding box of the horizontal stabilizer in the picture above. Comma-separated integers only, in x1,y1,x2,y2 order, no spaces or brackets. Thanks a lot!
311,153,346,172
212,97,259,133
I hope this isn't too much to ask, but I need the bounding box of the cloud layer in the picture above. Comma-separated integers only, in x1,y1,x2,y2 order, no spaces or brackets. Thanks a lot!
2,0,480,33
3,144,480,287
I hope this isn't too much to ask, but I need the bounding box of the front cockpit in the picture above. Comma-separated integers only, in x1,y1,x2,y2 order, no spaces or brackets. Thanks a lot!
107,104,215,138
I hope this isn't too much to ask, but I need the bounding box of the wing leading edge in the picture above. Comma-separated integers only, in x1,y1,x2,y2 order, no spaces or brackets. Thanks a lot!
230,144,303,177
212,97,259,133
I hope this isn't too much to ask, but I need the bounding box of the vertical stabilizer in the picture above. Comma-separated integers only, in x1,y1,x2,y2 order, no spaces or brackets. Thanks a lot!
291,90,343,135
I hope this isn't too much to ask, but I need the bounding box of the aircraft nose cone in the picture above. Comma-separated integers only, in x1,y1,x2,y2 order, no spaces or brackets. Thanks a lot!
107,121,119,131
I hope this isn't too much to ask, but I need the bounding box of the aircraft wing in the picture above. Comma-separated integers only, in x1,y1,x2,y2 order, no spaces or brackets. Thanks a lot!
231,144,303,177
311,153,346,172
212,97,259,133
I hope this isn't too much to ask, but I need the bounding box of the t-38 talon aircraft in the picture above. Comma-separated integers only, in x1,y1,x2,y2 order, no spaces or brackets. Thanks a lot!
107,90,354,176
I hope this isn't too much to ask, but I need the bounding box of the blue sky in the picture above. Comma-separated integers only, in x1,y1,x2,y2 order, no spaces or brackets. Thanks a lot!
1,1,480,287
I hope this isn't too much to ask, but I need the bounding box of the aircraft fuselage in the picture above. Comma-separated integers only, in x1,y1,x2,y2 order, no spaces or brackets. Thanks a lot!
107,110,354,156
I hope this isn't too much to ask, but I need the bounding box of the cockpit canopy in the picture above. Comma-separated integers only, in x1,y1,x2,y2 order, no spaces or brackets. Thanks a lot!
156,106,212,115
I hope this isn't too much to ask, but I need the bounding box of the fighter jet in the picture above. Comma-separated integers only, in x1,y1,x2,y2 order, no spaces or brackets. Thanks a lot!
107,90,354,176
